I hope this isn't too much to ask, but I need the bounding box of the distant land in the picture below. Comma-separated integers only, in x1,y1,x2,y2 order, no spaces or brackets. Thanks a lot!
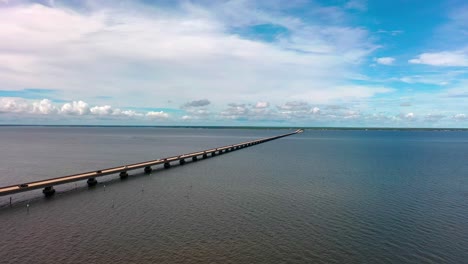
0,124,467,131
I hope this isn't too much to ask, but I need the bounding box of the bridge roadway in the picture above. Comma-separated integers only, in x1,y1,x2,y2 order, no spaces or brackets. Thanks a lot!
0,129,302,197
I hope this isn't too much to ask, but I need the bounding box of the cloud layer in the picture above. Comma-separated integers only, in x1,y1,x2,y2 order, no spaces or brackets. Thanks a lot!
0,1,382,107
0,1,467,127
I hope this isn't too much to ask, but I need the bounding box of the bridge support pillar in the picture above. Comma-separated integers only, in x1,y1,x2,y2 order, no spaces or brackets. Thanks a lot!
42,186,55,197
144,166,152,174
179,159,185,165
192,156,198,162
87,178,98,187
211,152,216,156
120,171,129,179
164,162,171,169
203,153,208,159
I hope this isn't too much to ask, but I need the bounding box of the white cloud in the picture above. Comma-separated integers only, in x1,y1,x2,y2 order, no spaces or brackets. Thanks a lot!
32,99,57,114
345,0,367,12
0,97,148,119
344,110,360,119
146,111,169,119
90,106,144,117
375,57,395,65
454,113,467,120
0,2,377,108
399,75,451,86
114,109,143,117
0,97,31,113
405,112,415,119
60,101,90,115
409,50,468,66
311,107,320,114
90,105,113,115
254,101,269,109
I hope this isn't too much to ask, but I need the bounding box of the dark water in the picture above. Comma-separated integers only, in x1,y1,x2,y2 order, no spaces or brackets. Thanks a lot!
0,127,467,263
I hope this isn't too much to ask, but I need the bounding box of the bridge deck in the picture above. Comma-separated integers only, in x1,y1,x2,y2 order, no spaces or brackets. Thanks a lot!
0,130,302,196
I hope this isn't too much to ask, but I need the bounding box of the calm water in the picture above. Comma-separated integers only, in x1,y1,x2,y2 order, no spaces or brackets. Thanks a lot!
0,127,467,263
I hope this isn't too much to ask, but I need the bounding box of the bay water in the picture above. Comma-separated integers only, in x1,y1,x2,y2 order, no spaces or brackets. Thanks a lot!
0,127,467,263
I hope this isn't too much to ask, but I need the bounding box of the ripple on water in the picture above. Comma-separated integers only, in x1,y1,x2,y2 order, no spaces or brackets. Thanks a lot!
0,128,467,263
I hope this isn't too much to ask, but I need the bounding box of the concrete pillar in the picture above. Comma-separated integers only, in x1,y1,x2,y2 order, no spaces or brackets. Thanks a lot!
211,152,216,156
42,186,55,197
120,171,129,179
203,153,208,159
164,162,171,169
179,159,185,165
144,166,152,174
192,156,198,162
87,178,98,187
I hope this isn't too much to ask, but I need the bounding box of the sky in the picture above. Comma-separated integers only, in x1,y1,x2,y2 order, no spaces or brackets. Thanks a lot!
0,0,467,127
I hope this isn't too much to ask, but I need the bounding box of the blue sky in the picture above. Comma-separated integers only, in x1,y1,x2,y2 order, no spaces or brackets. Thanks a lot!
0,0,467,127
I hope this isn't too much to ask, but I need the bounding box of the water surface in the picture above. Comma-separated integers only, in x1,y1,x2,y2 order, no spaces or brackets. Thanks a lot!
0,127,467,263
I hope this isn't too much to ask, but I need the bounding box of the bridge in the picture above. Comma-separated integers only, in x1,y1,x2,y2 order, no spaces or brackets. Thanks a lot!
0,129,303,198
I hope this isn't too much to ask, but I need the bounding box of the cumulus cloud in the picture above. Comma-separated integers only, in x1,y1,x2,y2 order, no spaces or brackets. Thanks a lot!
405,112,415,119
86,104,144,117
32,99,57,114
409,50,468,66
0,97,31,113
61,101,90,115
90,105,113,115
0,97,148,119
115,110,143,117
311,107,320,114
453,113,467,120
146,111,169,119
254,101,269,109
375,57,395,65
221,104,249,118
182,99,211,108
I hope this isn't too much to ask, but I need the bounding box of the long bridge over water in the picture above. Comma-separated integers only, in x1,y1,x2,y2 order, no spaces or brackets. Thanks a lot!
0,129,303,198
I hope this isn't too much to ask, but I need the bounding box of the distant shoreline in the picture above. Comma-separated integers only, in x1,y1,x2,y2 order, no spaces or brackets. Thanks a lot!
0,124,467,131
